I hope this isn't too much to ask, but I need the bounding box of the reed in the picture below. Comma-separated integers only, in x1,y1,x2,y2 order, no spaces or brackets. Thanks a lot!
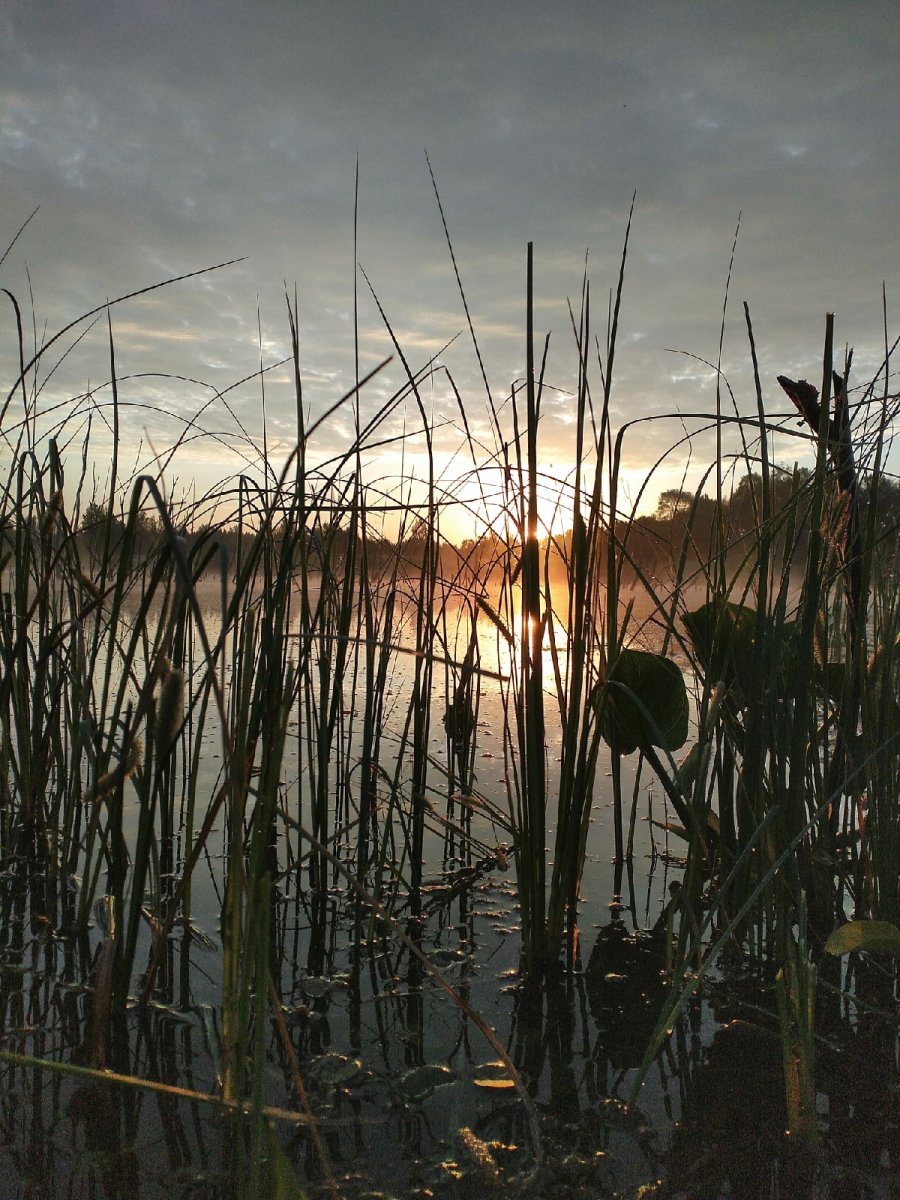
2,204,897,1195
627,308,900,1152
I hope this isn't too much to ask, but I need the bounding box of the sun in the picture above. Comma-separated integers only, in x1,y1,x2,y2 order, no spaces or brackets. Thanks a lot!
439,460,588,547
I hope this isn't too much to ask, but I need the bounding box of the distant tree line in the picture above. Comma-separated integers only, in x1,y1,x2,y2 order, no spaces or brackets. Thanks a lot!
61,466,900,587
610,467,900,584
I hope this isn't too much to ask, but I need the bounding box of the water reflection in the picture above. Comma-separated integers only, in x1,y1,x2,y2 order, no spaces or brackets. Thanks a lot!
0,581,896,1198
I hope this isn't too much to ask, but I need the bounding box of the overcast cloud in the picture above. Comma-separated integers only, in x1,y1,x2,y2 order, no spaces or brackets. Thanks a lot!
2,1,898,529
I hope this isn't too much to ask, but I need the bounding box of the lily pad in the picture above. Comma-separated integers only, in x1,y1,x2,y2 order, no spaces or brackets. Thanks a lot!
300,975,334,998
472,1061,515,1090
397,1063,455,1101
596,648,688,755
308,1053,363,1090
430,947,465,968
824,919,900,957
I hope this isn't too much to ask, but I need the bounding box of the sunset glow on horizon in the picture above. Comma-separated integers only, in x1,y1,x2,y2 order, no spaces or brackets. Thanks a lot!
1,2,897,533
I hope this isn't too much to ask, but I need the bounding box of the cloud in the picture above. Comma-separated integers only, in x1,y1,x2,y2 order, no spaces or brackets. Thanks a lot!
1,1,898,529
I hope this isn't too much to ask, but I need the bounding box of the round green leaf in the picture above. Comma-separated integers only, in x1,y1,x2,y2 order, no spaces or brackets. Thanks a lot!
598,648,689,755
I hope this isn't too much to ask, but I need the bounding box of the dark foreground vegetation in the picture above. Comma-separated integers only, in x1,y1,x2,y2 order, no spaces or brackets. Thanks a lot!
0,210,897,1198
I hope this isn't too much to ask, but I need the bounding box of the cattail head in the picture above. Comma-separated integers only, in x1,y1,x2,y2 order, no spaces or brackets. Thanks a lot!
39,489,65,543
123,736,143,779
83,735,143,805
79,571,101,602
155,664,185,758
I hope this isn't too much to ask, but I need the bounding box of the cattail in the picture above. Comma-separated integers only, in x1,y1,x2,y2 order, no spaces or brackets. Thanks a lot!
79,571,101,602
82,737,143,805
39,489,65,542
155,663,185,757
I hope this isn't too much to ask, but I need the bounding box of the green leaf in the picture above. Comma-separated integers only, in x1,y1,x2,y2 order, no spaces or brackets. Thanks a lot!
684,597,822,704
824,919,900,957
683,599,758,687
597,648,688,756
266,1122,310,1199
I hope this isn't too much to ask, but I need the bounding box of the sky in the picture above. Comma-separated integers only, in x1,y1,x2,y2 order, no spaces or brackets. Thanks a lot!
1,1,898,541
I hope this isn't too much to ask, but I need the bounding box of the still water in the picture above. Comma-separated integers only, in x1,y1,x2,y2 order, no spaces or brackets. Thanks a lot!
0,579,896,1198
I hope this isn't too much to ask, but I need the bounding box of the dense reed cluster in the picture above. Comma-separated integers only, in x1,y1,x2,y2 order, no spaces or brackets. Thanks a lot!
0,211,897,1197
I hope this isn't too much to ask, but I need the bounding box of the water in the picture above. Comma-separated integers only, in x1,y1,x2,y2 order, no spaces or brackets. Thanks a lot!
0,578,896,1198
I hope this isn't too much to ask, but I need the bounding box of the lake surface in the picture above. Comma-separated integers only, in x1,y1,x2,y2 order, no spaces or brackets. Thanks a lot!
0,576,896,1199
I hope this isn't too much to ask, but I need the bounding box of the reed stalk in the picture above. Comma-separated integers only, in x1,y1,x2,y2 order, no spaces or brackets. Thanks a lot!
2,204,897,1196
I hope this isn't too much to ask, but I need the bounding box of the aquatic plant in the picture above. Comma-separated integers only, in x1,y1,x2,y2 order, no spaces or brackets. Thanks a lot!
629,306,900,1153
1,198,897,1196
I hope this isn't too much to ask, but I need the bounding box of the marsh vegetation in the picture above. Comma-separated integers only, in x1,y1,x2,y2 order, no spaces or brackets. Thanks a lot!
0,214,897,1199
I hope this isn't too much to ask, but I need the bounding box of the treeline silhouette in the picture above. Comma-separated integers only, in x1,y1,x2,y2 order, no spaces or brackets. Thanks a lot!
65,467,900,586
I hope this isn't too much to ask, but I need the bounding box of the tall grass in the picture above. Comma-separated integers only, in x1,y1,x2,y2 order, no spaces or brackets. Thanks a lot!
1,206,897,1194
0,243,555,1191
624,307,900,1149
